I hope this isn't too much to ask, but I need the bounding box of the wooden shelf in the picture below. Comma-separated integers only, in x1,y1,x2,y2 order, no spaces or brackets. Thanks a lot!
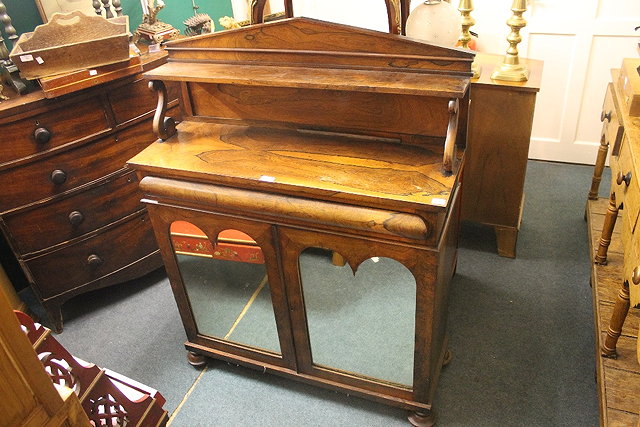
146,61,469,97
586,198,640,426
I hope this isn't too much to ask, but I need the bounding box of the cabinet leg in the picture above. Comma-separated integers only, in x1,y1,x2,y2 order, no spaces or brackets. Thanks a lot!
594,193,618,265
187,351,207,368
42,301,64,333
408,410,435,427
494,226,518,258
331,251,347,266
588,136,609,200
601,280,630,359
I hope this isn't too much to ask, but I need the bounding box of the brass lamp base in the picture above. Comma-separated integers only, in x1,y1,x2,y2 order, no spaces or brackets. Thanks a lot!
471,61,481,79
491,62,529,82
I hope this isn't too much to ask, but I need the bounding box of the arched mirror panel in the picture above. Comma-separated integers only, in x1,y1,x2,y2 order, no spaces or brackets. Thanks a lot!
299,247,416,387
169,221,281,355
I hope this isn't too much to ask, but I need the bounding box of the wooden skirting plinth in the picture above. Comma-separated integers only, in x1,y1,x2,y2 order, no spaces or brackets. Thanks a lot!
587,198,640,426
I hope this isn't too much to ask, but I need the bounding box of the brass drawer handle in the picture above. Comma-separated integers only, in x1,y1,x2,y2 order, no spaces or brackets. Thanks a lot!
601,110,612,122
34,127,52,144
633,266,640,285
616,171,632,187
68,210,84,226
50,169,67,185
87,254,103,268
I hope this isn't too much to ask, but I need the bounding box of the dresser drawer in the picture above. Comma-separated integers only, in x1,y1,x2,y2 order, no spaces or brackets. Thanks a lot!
0,119,156,213
109,78,180,125
0,96,110,166
25,211,158,300
3,171,144,255
602,83,625,156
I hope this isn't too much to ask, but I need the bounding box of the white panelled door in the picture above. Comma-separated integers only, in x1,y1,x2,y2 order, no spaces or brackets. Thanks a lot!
519,0,639,164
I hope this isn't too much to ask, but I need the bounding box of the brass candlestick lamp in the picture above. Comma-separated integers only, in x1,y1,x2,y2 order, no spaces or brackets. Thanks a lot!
491,0,529,82
457,0,480,78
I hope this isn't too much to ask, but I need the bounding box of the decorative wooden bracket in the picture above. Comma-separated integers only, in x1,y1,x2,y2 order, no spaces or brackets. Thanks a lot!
149,80,176,141
443,98,459,174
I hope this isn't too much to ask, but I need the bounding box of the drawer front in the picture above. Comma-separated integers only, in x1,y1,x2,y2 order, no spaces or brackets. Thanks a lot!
0,96,110,166
109,78,180,124
3,171,144,255
602,83,624,156
0,119,156,213
617,134,640,232
25,211,158,299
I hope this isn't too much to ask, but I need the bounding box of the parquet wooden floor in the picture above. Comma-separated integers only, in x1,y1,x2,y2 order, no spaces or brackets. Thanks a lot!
587,198,640,426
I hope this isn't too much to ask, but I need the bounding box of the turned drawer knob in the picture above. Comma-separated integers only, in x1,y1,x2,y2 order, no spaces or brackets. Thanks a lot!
633,266,640,285
68,210,84,226
616,171,632,186
34,127,52,144
601,110,612,122
87,254,103,268
50,169,67,185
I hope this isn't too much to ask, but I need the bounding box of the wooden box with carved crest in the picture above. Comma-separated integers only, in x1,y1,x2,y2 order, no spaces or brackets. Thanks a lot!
128,17,473,425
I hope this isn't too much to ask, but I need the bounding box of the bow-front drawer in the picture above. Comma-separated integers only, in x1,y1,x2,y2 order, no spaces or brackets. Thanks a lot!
0,96,110,167
0,120,156,213
24,211,157,300
2,171,144,255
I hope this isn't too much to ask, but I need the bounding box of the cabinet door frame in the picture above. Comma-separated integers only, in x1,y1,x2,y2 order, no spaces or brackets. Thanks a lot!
277,225,439,405
146,203,298,370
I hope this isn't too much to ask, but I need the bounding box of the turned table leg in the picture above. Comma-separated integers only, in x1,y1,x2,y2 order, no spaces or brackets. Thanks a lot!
588,134,609,200
601,280,630,358
594,192,619,265
408,410,435,427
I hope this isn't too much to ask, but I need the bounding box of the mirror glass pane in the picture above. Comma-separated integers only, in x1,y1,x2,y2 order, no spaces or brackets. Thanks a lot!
170,221,281,354
300,248,416,387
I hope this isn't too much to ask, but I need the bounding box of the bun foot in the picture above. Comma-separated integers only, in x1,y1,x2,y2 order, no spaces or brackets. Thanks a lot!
408,410,435,427
187,351,207,368
442,349,452,367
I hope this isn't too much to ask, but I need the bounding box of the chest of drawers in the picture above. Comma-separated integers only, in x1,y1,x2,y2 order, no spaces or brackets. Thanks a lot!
0,52,179,332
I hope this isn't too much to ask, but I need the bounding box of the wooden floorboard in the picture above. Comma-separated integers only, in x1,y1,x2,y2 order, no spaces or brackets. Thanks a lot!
587,198,640,426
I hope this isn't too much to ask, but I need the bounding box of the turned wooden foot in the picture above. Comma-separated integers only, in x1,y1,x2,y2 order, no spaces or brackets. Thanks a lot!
187,351,207,368
588,135,609,200
442,349,452,367
494,226,518,258
601,280,630,359
408,410,435,427
594,192,619,265
331,251,347,266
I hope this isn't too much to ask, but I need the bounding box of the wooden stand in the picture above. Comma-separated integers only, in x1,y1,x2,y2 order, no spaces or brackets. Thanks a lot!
462,53,543,258
129,18,473,423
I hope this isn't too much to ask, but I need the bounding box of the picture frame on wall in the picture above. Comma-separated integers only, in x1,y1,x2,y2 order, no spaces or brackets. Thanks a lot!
35,0,96,23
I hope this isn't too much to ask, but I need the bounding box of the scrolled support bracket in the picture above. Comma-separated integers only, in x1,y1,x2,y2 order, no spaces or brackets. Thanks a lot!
443,98,459,175
148,80,176,141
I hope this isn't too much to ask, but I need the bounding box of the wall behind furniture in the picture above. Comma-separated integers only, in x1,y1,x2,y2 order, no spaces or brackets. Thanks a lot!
3,0,233,46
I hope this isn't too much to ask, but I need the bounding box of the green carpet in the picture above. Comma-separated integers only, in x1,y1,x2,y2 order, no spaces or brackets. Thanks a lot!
48,160,601,426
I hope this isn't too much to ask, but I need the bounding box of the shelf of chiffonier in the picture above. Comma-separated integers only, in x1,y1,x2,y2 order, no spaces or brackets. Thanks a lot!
128,120,461,213
145,62,469,97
